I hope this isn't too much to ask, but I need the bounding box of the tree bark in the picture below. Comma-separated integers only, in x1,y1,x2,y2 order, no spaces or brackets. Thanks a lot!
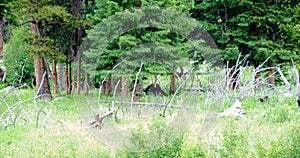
110,78,115,94
101,79,106,94
83,58,90,95
66,62,70,95
268,62,275,86
34,57,42,89
170,74,176,94
34,57,52,99
229,69,240,90
58,63,66,90
71,56,76,95
83,72,89,95
52,59,58,95
105,78,111,96
117,78,121,91
71,0,82,95
254,62,261,90
0,13,3,55
132,81,140,102
121,77,128,97
76,53,81,94
31,18,52,99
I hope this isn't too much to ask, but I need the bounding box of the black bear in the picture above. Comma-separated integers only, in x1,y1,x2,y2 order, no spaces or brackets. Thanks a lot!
143,84,168,97
0,68,5,82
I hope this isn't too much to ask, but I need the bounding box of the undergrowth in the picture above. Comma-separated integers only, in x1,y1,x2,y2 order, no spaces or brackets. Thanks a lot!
0,89,299,157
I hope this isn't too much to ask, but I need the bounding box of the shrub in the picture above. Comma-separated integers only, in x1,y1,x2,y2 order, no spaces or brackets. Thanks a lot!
119,116,184,158
267,124,300,157
219,120,250,157
3,27,34,86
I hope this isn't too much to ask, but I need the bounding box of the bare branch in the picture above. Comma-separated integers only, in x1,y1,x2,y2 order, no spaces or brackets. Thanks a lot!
292,60,300,97
276,66,291,92
131,62,143,111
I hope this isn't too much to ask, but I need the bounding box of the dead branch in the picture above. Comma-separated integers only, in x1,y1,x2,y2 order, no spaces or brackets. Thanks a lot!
90,110,113,128
44,58,61,96
131,63,143,108
161,67,194,117
292,60,300,107
87,101,191,109
276,66,291,92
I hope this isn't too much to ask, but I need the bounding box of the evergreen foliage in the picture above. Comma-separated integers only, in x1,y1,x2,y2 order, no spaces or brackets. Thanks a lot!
84,0,216,83
191,0,300,66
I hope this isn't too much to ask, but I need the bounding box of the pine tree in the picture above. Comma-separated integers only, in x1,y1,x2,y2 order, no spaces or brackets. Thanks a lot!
84,0,207,96
191,0,300,89
9,0,72,99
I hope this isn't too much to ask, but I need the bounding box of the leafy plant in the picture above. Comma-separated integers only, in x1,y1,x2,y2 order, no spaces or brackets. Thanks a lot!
119,116,184,158
3,27,34,86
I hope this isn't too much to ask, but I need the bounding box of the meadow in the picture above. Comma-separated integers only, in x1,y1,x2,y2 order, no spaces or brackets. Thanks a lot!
0,86,299,157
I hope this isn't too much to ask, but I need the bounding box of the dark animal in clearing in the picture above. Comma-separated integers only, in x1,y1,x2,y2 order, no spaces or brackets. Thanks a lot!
143,84,168,97
0,68,5,82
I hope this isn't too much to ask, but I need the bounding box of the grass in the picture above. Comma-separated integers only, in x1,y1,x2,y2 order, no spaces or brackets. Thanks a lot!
0,88,299,157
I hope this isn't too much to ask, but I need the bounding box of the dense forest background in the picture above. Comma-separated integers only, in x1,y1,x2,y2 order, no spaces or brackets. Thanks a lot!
0,0,299,97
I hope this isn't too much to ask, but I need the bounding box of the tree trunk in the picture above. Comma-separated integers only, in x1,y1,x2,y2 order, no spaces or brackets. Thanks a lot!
71,0,82,95
268,62,275,86
117,78,121,92
34,57,42,89
69,61,72,94
254,61,261,90
105,78,111,96
0,14,3,55
83,72,89,95
31,18,52,100
71,56,76,95
34,57,52,99
52,59,58,95
76,53,81,94
170,74,176,94
132,81,140,102
229,70,240,90
58,63,66,90
110,78,115,94
66,62,70,95
101,79,106,94
121,77,128,97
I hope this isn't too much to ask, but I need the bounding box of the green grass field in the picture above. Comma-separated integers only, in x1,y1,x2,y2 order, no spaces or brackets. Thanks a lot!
0,88,299,157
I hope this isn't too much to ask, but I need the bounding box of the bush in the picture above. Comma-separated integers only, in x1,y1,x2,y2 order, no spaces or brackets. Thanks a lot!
3,27,34,86
118,116,184,158
267,124,300,157
218,120,250,157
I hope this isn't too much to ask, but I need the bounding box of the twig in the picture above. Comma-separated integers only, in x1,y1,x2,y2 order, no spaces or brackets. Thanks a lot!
131,62,143,113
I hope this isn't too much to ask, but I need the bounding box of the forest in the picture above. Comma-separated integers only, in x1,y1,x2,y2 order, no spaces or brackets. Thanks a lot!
0,0,299,157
